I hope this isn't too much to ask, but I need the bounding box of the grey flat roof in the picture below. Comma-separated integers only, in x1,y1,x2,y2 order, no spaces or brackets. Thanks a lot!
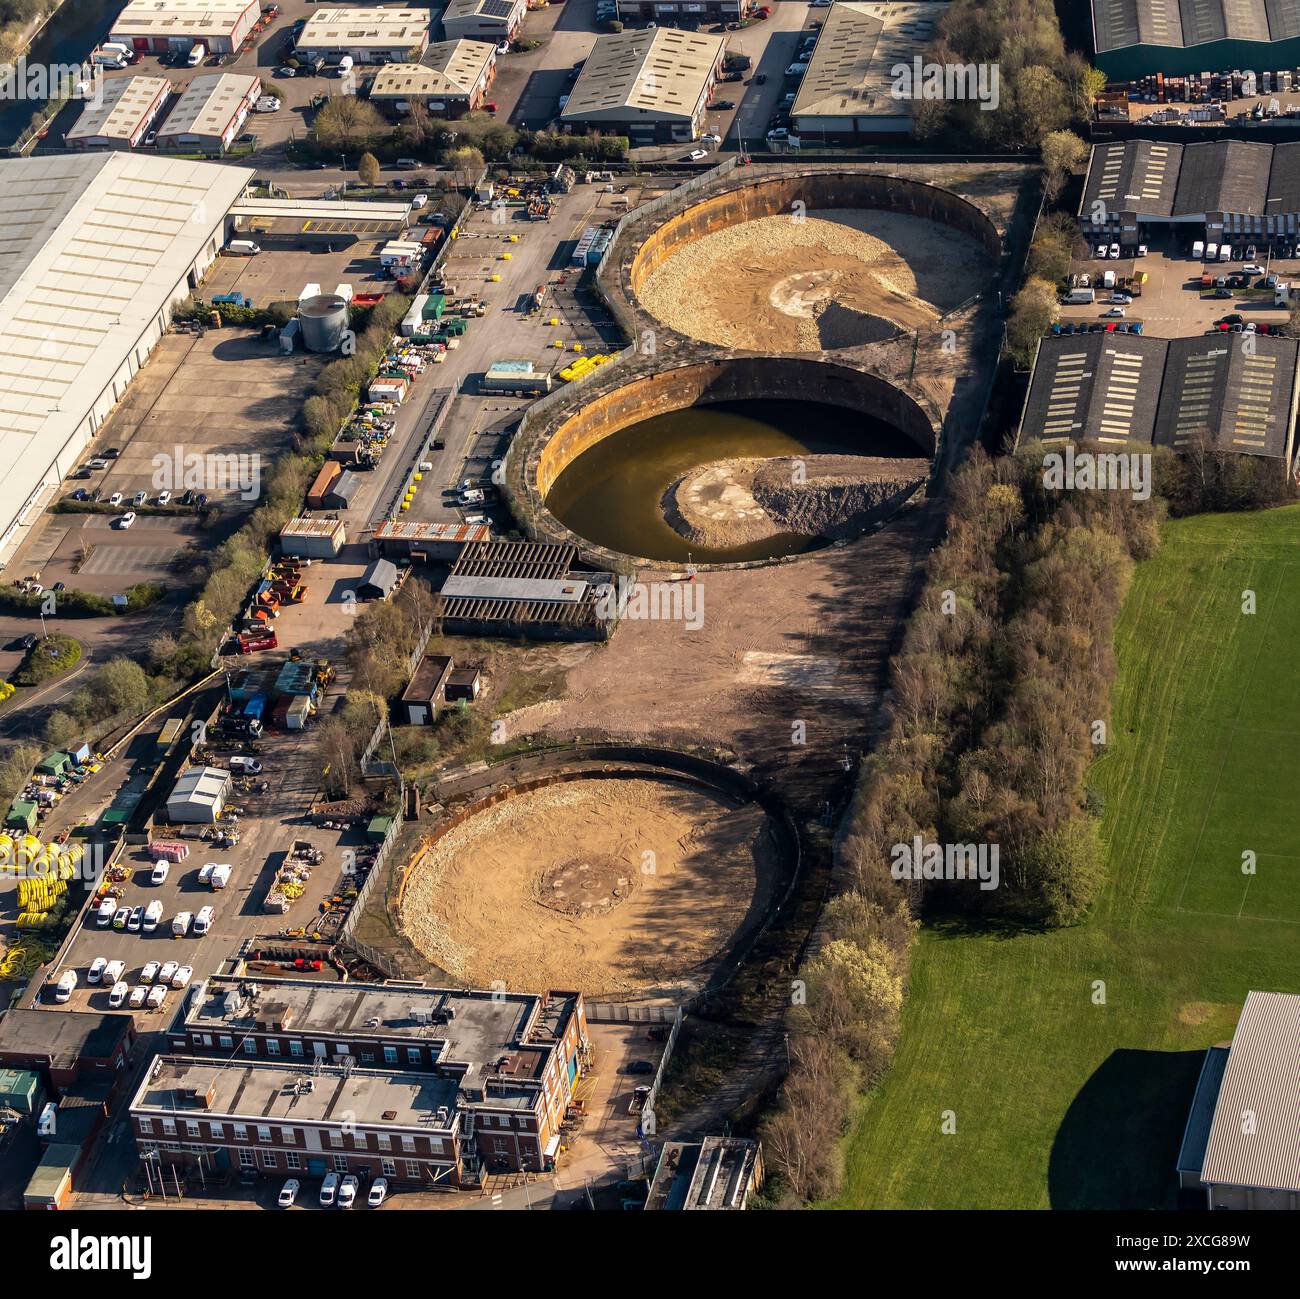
440,575,589,603
646,1137,759,1210
1202,991,1300,1192
1174,140,1273,217
135,1055,461,1130
181,977,575,1079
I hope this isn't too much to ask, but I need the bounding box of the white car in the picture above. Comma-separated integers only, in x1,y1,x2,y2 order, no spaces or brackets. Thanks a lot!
117,511,136,529
463,514,488,526
1103,306,1126,318
278,1178,300,1208
108,491,123,507
1244,263,1266,275
133,490,148,506
157,490,171,506
147,985,167,1010
229,755,262,774
368,1177,389,1207
496,40,510,52
158,960,179,984
140,960,160,984
171,964,193,988
108,981,129,1008
320,1172,339,1207
151,860,170,884
685,148,709,161
255,96,281,113
411,193,428,209
1108,243,1121,258
96,899,116,926
338,1175,359,1209
129,985,148,1008
88,956,108,984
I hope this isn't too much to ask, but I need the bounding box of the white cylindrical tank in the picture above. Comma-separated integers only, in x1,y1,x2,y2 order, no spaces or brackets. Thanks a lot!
298,294,350,353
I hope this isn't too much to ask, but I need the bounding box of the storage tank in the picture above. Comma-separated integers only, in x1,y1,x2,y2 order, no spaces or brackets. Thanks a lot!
298,294,350,353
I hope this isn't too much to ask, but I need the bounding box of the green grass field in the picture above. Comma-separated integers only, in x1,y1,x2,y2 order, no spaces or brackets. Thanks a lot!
830,506,1300,1209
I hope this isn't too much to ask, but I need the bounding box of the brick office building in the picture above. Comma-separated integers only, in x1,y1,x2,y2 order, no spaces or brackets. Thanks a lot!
152,978,588,1182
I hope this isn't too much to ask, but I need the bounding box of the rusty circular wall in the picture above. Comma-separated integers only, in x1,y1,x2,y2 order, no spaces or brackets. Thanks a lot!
505,355,940,571
625,169,1003,305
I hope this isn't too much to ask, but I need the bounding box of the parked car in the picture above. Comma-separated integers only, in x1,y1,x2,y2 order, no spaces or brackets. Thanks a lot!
712,99,735,109
147,985,167,1010
193,906,214,936
275,66,295,77
112,906,130,930
88,956,108,984
51,970,76,1003
368,1177,389,1207
338,1175,359,1209
108,491,123,507
70,488,88,501
151,860,170,884
171,964,193,988
159,960,179,984
116,511,136,529
624,1059,655,1075
685,148,709,161
108,981,129,1008
143,900,163,932
278,1178,300,1208
96,899,116,927
229,755,262,774
1108,243,1121,259
320,1172,340,1207
157,490,171,506
133,490,148,506
128,905,144,932
1103,307,1126,318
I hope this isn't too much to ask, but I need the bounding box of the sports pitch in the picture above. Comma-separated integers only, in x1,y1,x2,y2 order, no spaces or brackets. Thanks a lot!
830,505,1300,1210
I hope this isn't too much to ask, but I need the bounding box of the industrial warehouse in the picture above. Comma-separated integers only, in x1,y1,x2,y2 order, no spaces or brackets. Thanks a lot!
368,39,498,116
0,153,251,563
1080,139,1300,244
294,7,432,64
1019,331,1300,461
156,72,260,154
440,0,527,44
109,0,262,55
65,75,171,150
1091,0,1300,80
791,1,950,141
560,27,725,145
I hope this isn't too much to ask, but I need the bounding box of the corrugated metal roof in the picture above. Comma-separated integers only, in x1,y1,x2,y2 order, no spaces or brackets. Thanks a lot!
1081,140,1183,219
562,27,723,124
158,72,259,141
1174,140,1273,217
0,154,251,552
298,7,430,48
66,75,170,143
371,40,495,99
792,1,946,121
111,0,259,39
1201,991,1300,1193
1092,0,1300,52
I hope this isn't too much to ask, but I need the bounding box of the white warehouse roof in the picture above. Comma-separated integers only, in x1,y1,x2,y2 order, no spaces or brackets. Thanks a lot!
111,0,260,40
0,153,252,551
158,72,259,141
562,27,724,124
298,7,431,49
370,40,496,98
166,764,232,822
65,75,169,144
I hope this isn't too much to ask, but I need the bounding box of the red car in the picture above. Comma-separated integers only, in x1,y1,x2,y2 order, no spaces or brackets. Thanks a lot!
483,100,498,113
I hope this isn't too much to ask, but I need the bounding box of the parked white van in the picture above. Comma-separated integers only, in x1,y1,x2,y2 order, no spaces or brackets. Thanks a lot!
1192,240,1205,259
52,970,77,1003
1206,242,1218,260
210,864,232,890
143,900,164,932
104,959,125,985
194,905,215,935
226,239,261,256
1064,287,1096,304
172,910,193,937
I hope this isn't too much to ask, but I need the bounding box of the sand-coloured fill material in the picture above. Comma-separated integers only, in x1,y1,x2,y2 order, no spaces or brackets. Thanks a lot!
637,208,994,351
398,777,777,998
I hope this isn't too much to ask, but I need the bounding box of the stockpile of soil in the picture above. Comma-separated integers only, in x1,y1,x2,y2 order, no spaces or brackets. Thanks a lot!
663,454,929,550
398,778,776,997
637,209,993,351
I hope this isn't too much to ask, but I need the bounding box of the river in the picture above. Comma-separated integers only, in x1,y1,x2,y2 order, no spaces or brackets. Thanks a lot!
0,0,118,147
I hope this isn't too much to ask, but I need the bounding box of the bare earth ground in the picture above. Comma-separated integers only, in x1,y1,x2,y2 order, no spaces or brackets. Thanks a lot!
498,507,941,798
637,210,995,351
398,777,777,999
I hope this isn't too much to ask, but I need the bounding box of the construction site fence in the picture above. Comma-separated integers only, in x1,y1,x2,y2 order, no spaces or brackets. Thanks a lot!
336,811,400,958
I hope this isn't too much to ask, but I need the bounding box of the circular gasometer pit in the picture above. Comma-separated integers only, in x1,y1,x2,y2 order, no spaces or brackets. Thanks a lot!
627,173,1000,354
397,775,781,999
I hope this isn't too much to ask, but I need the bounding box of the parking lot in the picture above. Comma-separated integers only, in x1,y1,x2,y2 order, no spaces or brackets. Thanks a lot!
32,721,359,1026
1059,232,1295,336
